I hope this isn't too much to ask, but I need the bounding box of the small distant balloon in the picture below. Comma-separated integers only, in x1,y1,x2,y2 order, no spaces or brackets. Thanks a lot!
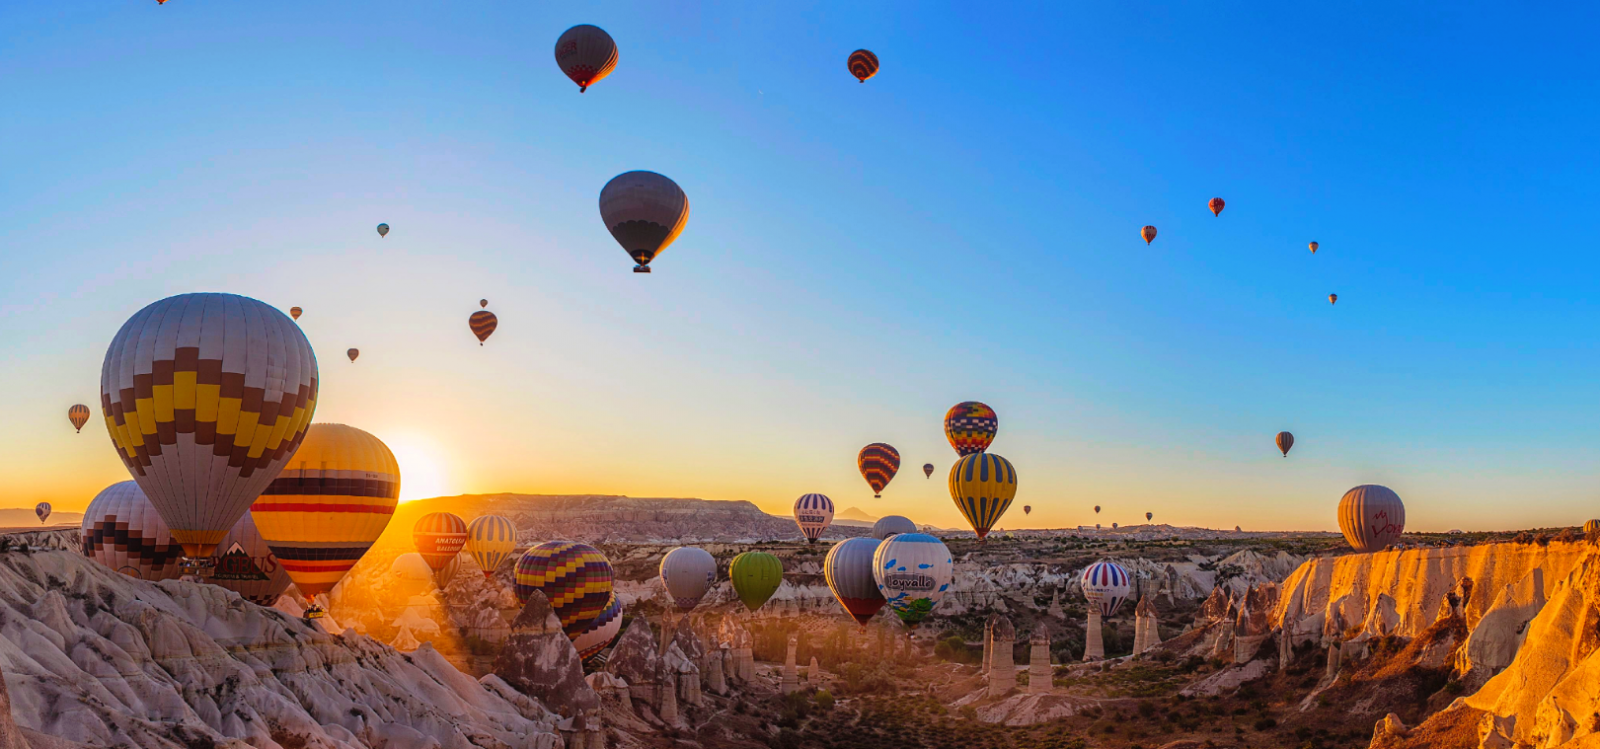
870,515,916,540
289,307,302,320
1276,431,1294,457
1112,522,1119,530
68,404,91,433
1141,225,1157,245
847,49,879,83
376,223,389,238
793,493,834,544
1309,241,1319,254
1208,197,1225,216
1329,293,1338,305
1023,505,1031,515
555,24,618,93
857,443,901,497
479,299,488,308
923,463,934,478
35,502,50,525
1146,511,1153,522
1094,505,1101,514
347,348,359,362
469,311,498,345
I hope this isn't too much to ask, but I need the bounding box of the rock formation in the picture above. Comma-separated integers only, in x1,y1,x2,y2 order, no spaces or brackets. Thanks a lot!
0,541,562,749
663,640,701,707
781,632,800,695
1233,582,1279,662
705,645,728,694
1026,623,1052,695
494,589,601,718
988,616,1016,699
1132,593,1162,655
606,617,661,708
982,613,998,674
808,655,822,682
1083,607,1105,661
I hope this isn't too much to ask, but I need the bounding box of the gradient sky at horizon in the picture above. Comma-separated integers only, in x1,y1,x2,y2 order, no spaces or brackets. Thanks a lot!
5,2,1600,533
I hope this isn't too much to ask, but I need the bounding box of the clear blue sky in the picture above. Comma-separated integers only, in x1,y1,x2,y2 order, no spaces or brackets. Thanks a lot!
4,1,1598,532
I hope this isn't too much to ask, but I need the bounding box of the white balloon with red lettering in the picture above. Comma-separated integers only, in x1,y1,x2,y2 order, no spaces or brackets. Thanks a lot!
1338,484,1405,552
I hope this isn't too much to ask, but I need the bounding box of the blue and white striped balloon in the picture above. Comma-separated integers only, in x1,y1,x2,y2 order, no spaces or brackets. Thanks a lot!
792,493,834,544
1080,560,1131,616
871,533,953,626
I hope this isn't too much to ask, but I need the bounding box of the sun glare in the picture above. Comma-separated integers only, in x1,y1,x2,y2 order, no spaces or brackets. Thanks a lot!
384,435,450,503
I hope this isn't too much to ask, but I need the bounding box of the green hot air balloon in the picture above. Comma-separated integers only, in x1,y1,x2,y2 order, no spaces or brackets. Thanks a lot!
729,551,783,613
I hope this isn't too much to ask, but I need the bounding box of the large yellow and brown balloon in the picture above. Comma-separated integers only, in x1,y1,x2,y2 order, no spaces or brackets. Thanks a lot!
599,171,689,273
555,24,618,93
251,423,399,602
100,293,318,558
948,452,1018,541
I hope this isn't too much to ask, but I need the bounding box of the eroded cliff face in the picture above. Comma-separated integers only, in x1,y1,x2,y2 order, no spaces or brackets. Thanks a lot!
0,537,562,749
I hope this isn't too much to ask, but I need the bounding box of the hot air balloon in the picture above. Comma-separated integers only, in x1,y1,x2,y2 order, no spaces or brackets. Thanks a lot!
377,223,389,238
1094,505,1101,514
515,541,616,644
660,546,717,612
555,24,618,93
1329,293,1338,305
35,502,51,524
68,404,91,433
857,443,901,497
1309,241,1319,254
599,171,689,273
1338,485,1405,552
872,533,953,627
729,551,783,613
1146,512,1153,522
1141,225,1157,245
1208,197,1225,216
1112,522,1119,529
1276,431,1294,457
847,49,879,82
81,481,184,581
289,307,302,320
944,401,998,456
465,515,518,578
432,554,465,589
207,510,291,606
825,537,884,627
1023,505,1031,515
949,452,1018,541
1585,519,1600,536
348,348,360,363
100,293,317,559
414,513,468,582
923,463,934,478
252,423,399,614
469,311,498,345
479,299,488,309
1080,560,1131,616
792,493,834,543
573,592,624,660
871,515,916,540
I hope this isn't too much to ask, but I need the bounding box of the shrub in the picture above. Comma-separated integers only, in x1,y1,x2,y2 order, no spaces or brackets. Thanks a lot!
815,690,835,711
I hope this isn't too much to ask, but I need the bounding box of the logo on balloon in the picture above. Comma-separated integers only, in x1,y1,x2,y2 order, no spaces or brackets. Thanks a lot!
883,572,937,591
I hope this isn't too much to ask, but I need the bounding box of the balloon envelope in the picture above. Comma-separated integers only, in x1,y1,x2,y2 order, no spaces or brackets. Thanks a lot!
1146,512,1153,521
1338,485,1405,552
1276,431,1294,457
515,541,616,641
1209,197,1225,216
1023,505,1031,515
1081,560,1131,616
1309,241,1319,253
1141,225,1157,244
252,423,400,600
1585,519,1600,536
922,463,934,478
944,401,998,456
573,592,624,660
413,513,468,573
35,502,50,524
659,546,717,612
555,24,618,92
872,533,953,626
289,307,302,320
948,452,1018,540
1329,294,1337,305
100,292,318,558
347,348,359,362
857,443,901,497
207,510,291,606
729,551,783,612
871,515,917,540
465,515,518,578
376,223,389,237
847,49,879,82
469,311,498,345
825,537,884,626
81,481,184,581
68,404,90,433
599,171,689,272
792,493,834,543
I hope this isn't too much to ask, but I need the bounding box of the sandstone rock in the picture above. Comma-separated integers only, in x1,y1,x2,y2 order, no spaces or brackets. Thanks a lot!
1083,609,1105,661
493,589,601,717
1026,623,1051,695
987,617,1015,700
781,632,800,695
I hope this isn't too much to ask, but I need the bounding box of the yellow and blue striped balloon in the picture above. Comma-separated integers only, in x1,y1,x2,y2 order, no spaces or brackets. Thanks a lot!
948,452,1018,541
465,515,517,579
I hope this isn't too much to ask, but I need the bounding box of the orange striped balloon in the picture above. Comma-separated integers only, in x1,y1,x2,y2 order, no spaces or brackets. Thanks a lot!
469,310,498,345
289,307,302,320
847,49,879,82
68,404,91,433
414,512,468,573
1141,225,1157,245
